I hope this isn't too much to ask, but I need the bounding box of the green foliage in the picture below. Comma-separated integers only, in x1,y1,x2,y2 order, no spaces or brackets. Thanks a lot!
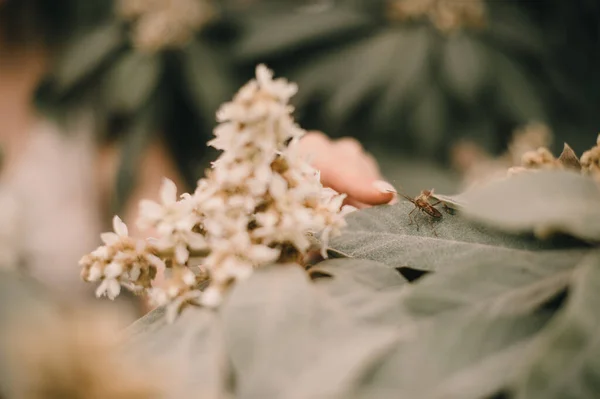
37,14,237,210
124,169,600,398
229,0,552,155
459,170,600,242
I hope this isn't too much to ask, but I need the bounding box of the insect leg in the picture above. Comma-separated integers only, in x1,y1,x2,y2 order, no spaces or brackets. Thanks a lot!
423,210,438,237
408,207,419,230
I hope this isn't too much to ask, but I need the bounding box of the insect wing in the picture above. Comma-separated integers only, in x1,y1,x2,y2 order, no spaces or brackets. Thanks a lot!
423,204,442,218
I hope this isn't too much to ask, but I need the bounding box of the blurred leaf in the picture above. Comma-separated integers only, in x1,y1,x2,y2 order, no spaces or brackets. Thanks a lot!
221,264,397,399
329,200,552,271
492,51,546,123
461,170,600,242
54,22,124,94
374,26,431,130
124,306,230,398
112,106,156,213
442,34,486,103
290,39,374,111
310,258,410,326
399,249,590,319
182,41,235,125
486,3,545,56
325,29,401,126
409,85,448,154
103,52,161,115
0,271,60,392
351,308,550,399
233,6,372,61
310,258,407,290
513,252,600,399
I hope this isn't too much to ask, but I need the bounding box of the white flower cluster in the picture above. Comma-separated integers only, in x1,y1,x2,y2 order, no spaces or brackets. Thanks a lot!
117,0,215,52
80,65,351,321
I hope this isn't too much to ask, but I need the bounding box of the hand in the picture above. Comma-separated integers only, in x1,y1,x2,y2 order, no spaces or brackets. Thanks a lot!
298,131,396,208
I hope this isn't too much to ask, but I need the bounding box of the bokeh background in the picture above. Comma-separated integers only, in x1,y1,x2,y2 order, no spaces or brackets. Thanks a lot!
0,0,598,311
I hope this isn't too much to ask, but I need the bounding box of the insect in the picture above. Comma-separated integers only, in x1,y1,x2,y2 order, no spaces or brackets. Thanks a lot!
384,187,448,235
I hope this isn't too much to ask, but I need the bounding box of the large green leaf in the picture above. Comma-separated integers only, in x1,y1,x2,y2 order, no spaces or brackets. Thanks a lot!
329,200,555,271
310,258,411,326
485,2,545,56
312,249,586,329
54,22,124,94
233,6,372,61
124,306,230,398
325,29,402,127
398,249,591,319
112,105,157,213
408,85,448,154
460,170,600,242
442,33,486,103
182,41,235,125
350,308,550,399
513,252,600,399
290,38,375,111
103,51,161,115
373,26,431,130
220,264,398,399
492,50,546,123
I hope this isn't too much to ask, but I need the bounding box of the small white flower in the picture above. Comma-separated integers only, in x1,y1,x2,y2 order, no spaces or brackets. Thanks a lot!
95,279,121,300
100,215,129,245
201,286,223,308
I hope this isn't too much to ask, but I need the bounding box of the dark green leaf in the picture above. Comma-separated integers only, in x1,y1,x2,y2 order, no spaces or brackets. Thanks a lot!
103,52,161,115
112,106,156,213
234,7,372,61
221,264,397,399
409,85,448,154
513,252,600,399
182,41,235,125
326,30,403,126
492,50,546,123
124,306,230,398
290,40,372,110
54,22,124,94
461,170,600,241
486,3,545,56
329,201,551,270
442,34,486,103
374,26,431,129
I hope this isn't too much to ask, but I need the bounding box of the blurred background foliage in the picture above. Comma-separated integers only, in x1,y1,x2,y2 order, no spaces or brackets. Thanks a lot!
7,0,598,197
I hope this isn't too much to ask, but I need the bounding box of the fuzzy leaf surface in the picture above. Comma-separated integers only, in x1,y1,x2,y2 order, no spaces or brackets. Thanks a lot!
329,201,553,271
513,253,600,399
310,258,411,326
350,308,550,399
124,306,230,399
460,170,600,241
221,265,397,399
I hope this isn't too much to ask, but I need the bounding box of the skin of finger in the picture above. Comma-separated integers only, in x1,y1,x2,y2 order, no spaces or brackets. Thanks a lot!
333,137,364,155
344,196,370,209
299,131,394,205
318,155,394,205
